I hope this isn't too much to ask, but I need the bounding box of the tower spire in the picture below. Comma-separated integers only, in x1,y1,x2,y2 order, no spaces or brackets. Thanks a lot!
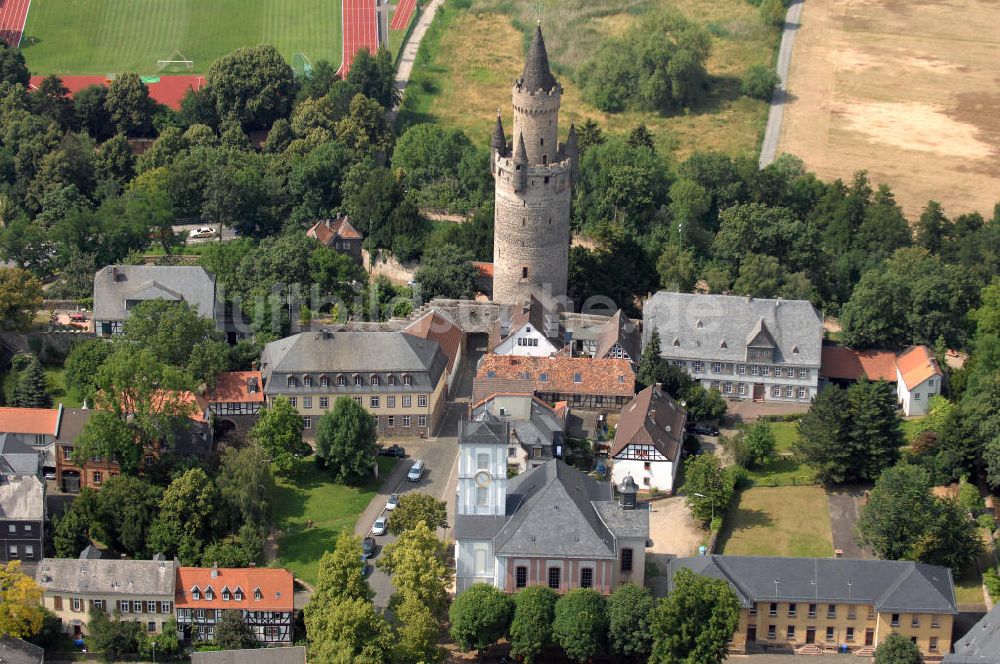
519,22,557,92
513,132,527,162
491,108,506,153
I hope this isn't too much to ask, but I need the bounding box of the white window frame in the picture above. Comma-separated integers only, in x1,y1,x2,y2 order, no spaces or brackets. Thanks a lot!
418,394,428,408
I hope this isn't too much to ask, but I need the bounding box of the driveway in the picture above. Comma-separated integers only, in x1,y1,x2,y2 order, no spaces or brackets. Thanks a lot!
646,496,706,597
355,401,464,609
826,486,872,559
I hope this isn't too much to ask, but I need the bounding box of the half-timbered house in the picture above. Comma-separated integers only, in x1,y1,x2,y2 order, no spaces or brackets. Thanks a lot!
473,355,635,411
609,384,685,494
174,566,294,644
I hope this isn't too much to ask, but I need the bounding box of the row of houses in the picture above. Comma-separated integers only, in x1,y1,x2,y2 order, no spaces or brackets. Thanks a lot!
34,552,294,644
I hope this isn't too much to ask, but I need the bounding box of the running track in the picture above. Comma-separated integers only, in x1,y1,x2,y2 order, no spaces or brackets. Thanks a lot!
339,0,380,76
0,0,31,47
389,0,416,31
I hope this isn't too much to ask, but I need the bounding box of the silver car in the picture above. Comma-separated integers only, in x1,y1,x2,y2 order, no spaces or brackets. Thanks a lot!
372,515,388,536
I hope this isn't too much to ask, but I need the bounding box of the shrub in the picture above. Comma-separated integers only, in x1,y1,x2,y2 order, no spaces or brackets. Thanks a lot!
977,513,995,532
984,567,1000,601
741,64,780,100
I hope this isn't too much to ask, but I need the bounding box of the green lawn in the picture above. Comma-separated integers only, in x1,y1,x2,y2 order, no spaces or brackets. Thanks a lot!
719,486,834,558
22,0,343,75
46,367,83,408
272,456,396,585
770,421,798,454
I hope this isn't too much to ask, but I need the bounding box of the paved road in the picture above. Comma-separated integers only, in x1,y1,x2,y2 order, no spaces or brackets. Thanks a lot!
758,0,806,169
171,222,238,245
390,0,444,117
827,486,872,559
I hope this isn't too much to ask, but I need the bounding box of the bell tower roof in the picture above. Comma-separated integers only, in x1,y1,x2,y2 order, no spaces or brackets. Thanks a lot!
519,23,557,92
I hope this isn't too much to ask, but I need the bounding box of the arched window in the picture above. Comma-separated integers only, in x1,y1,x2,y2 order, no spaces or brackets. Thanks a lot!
303,375,312,387
354,375,364,387
387,374,397,386
336,375,347,387
287,376,297,388
371,375,380,386
319,375,329,388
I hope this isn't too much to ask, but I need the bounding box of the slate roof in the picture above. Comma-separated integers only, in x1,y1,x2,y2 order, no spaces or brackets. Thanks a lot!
36,557,177,596
54,408,91,444
260,331,448,394
474,355,635,402
469,395,566,461
896,345,942,390
458,417,508,446
610,385,685,461
93,265,217,322
404,309,465,375
490,294,563,351
192,647,307,664
594,310,642,362
668,555,957,614
455,459,648,558
0,474,43,521
0,434,42,476
0,637,44,664
643,292,823,365
944,603,1000,663
518,24,558,92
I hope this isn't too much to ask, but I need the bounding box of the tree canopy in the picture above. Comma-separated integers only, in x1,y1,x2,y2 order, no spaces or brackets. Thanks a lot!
649,567,740,664
315,396,379,483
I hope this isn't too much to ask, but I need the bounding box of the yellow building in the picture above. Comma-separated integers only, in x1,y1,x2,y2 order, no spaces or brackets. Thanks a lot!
35,553,177,639
668,555,956,659
260,330,449,438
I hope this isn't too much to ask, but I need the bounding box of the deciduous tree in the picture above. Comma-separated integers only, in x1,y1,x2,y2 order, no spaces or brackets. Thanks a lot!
123,299,222,368
249,395,305,473
649,567,740,664
0,561,43,638
388,493,447,535
216,443,274,529
608,582,654,659
0,267,43,330
509,585,557,663
205,45,295,129
683,454,733,524
414,246,479,301
315,396,378,483
874,632,923,664
104,72,155,136
214,609,257,650
449,584,514,654
394,593,444,663
304,596,394,664
311,532,374,606
553,588,608,663
376,521,452,619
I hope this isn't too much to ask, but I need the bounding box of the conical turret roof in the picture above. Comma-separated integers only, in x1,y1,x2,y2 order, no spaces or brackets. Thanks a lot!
519,23,557,92
491,110,506,151
513,132,527,162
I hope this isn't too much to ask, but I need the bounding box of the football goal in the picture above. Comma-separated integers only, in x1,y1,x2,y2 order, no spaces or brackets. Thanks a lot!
157,50,194,73
293,52,313,78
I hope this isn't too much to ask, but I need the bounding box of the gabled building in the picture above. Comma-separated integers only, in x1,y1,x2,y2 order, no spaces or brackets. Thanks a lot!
0,474,44,564
643,292,823,403
610,384,685,495
469,393,567,472
404,309,466,394
944,603,1000,663
93,265,220,337
668,555,957,658
820,345,944,416
36,555,177,639
306,214,363,264
0,406,62,470
260,330,449,438
593,310,642,369
473,355,635,410
175,566,294,644
454,423,648,594
489,294,564,357
205,371,264,438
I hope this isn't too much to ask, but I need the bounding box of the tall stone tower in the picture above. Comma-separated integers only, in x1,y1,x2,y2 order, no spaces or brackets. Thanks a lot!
491,24,577,305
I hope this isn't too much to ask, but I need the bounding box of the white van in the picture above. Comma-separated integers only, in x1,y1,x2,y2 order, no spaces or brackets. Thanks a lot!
407,460,424,482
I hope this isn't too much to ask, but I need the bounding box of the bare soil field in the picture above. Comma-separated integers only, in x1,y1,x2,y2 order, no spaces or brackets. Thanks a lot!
778,0,1000,218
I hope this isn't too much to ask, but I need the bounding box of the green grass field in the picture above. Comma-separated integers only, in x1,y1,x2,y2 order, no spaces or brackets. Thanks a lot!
272,456,396,585
21,0,343,75
770,421,798,453
719,486,834,558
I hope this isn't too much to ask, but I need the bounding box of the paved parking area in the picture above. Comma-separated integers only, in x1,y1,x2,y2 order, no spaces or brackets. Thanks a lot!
646,496,706,597
827,486,872,559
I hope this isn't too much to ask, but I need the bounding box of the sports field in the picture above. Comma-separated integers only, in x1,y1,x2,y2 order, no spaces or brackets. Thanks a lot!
21,0,344,75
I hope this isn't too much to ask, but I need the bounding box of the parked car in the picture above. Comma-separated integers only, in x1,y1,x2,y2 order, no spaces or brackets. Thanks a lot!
594,458,607,478
361,536,376,559
379,444,406,458
407,460,425,482
188,226,216,239
686,423,720,436
372,515,388,536
386,494,399,510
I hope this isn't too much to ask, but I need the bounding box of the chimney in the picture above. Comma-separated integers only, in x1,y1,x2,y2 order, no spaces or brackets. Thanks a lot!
211,563,218,578
111,266,119,282
251,360,258,371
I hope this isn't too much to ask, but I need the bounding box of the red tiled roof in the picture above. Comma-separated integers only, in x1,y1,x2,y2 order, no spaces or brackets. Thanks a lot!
0,407,60,435
475,355,635,398
205,371,265,404
307,217,363,246
175,567,294,610
820,347,896,382
471,261,494,278
610,384,685,460
896,346,942,390
404,310,464,375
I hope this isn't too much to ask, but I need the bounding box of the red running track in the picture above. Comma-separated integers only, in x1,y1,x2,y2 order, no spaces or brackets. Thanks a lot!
389,0,416,31
0,0,31,47
28,75,204,110
339,0,379,76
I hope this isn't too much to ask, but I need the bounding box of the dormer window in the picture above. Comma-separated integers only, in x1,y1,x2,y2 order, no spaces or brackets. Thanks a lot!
191,586,201,600
371,375,380,386
792,345,799,354
204,586,214,601
696,319,703,328
720,339,727,349
234,587,244,601
222,586,231,601
254,588,262,601
354,375,364,386
287,376,297,388
303,375,312,387
320,375,329,388
403,375,413,386
336,375,347,387
672,338,680,347
387,375,397,386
